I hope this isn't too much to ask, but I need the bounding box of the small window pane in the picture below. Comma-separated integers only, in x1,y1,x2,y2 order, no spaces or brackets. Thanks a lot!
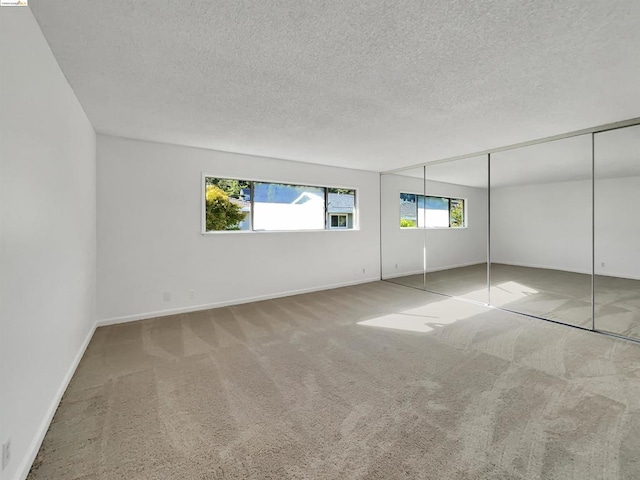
330,214,347,228
328,189,355,229
400,193,417,227
423,196,449,227
450,198,464,227
204,177,251,231
253,182,325,231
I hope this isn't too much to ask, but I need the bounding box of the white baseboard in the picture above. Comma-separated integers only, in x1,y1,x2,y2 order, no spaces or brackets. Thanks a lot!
594,270,640,281
490,261,592,276
383,261,485,280
97,276,381,327
15,322,97,480
383,268,425,279
384,261,640,283
487,261,640,281
426,261,485,273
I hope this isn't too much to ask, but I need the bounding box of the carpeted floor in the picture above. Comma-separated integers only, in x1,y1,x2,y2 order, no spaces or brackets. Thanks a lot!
385,264,640,339
595,275,640,340
29,281,640,479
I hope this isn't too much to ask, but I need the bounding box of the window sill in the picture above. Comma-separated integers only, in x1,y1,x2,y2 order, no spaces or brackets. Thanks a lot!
399,226,468,230
201,228,361,235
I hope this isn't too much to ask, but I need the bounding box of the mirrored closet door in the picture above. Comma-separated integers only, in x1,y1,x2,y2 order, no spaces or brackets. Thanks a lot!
381,166,427,290
380,120,640,344
424,156,489,303
490,135,593,328
594,125,640,340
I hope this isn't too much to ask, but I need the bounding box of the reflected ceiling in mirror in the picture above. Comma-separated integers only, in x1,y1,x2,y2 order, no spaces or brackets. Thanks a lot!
490,135,591,188
594,125,640,180
425,155,488,188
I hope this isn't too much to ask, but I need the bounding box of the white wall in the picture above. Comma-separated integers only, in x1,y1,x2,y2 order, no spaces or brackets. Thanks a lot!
491,180,592,274
382,173,640,282
0,9,96,480
594,176,640,279
491,177,640,279
381,173,488,278
96,135,380,323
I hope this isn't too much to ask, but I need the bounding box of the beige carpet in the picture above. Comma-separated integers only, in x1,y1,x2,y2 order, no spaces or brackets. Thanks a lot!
386,264,640,339
29,281,640,479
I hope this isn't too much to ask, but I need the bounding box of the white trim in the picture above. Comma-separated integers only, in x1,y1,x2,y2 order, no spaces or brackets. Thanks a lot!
491,261,592,276
202,172,359,192
201,228,360,235
201,174,359,234
399,226,469,230
383,268,426,279
329,213,348,229
384,262,640,282
494,261,640,281
97,277,380,327
426,261,486,273
595,271,640,281
15,322,97,480
382,261,486,279
398,189,468,230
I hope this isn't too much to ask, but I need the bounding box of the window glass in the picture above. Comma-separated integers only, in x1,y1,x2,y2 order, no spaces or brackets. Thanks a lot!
253,182,325,231
331,214,347,228
328,188,356,229
400,193,417,227
424,196,450,227
204,178,358,232
399,193,465,229
450,198,464,227
204,178,251,231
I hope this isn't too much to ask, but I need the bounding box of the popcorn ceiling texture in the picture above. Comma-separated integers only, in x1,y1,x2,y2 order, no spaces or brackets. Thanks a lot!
30,0,640,171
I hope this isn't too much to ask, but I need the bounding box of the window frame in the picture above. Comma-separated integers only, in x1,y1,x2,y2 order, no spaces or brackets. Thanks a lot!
398,190,467,230
201,173,359,234
329,214,348,229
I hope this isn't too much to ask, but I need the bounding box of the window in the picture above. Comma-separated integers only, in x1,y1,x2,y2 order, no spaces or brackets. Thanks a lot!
204,177,356,232
330,214,348,229
449,198,464,227
327,188,356,229
399,193,465,228
400,193,417,227
204,178,251,231
422,196,449,228
254,182,325,231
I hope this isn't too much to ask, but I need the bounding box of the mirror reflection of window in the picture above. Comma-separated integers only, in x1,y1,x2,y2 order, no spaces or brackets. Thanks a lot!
399,193,418,228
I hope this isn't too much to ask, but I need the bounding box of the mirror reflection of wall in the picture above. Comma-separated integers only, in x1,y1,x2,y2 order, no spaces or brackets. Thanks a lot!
425,156,489,303
381,167,426,289
490,135,592,328
594,125,640,340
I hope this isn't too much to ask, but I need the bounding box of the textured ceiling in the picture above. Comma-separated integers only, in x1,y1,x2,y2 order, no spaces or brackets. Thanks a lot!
30,0,640,172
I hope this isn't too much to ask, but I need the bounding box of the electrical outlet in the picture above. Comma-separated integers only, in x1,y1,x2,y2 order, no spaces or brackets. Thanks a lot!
395,263,398,269
601,262,606,268
2,439,11,470
362,268,366,275
188,290,195,299
163,292,171,301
